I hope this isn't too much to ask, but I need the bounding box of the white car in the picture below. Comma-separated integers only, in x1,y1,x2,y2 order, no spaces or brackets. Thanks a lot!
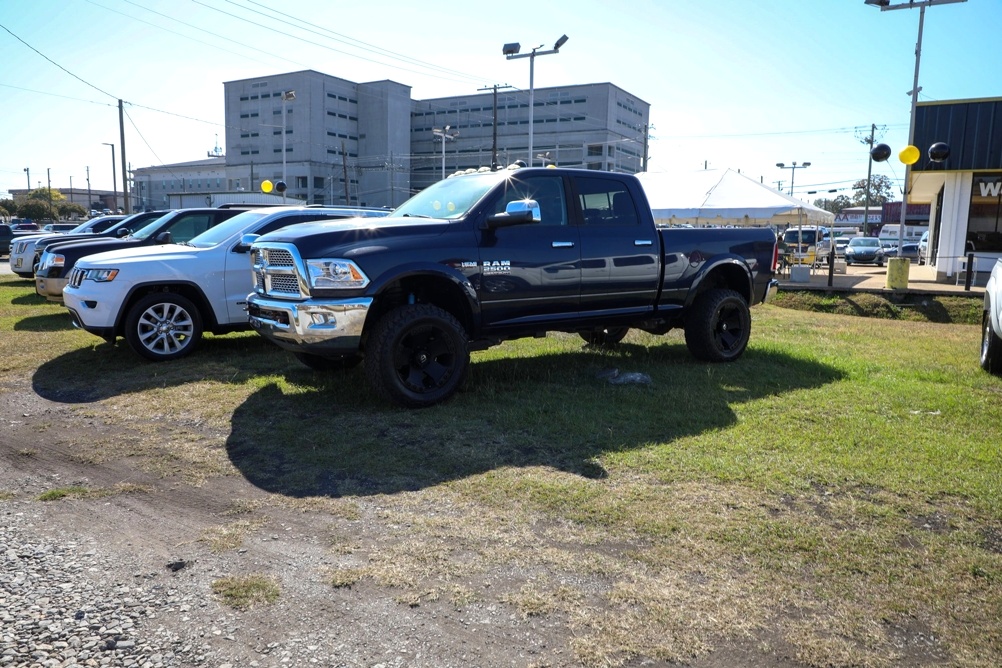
8,215,125,278
982,258,1002,375
63,206,388,361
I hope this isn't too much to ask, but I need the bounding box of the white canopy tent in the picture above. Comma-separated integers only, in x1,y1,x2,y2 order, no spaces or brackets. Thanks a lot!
634,169,835,228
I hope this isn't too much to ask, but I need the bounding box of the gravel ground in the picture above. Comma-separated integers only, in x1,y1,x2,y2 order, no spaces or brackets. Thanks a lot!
2,504,208,668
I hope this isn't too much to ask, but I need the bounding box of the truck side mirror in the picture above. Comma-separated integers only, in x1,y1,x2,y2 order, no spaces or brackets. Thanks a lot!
483,198,541,229
115,228,132,238
155,231,173,244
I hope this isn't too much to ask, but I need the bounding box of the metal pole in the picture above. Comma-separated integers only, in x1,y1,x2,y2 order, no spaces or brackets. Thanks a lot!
863,123,875,236
282,96,288,204
119,100,130,213
24,167,30,192
898,5,925,255
528,51,535,166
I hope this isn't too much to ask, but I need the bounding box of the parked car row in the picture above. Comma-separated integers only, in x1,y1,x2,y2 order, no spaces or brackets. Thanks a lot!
49,205,389,361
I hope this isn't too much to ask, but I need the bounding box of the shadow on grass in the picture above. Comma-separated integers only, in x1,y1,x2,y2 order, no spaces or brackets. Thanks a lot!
31,332,293,403
33,334,843,496
14,313,75,332
224,343,843,498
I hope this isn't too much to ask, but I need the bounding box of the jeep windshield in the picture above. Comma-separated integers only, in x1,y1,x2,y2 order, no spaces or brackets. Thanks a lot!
187,210,273,247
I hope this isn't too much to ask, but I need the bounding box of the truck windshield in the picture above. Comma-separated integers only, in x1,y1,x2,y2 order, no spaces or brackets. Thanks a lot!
393,172,508,220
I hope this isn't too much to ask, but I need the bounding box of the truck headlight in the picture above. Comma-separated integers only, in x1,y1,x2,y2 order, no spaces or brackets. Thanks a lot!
306,259,369,289
49,254,65,268
81,268,119,282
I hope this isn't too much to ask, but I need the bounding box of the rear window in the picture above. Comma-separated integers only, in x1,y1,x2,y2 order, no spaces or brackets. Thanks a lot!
783,229,822,244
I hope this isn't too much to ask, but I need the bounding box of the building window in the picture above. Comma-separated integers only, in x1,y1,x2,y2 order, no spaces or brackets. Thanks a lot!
967,173,1002,252
587,145,603,157
313,177,325,189
296,176,308,189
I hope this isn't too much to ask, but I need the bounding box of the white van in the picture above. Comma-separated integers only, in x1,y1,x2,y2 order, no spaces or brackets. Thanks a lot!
878,224,927,245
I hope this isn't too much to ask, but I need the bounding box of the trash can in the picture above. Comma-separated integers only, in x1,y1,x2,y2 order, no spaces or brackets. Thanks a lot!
885,257,909,290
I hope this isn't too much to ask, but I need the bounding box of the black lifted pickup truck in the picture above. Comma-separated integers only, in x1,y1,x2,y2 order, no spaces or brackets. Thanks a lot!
246,166,779,408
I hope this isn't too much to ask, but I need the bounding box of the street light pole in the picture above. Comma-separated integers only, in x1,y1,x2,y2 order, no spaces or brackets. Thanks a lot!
864,0,967,257
503,35,568,166
24,167,30,192
775,162,811,197
432,126,458,180
102,143,116,211
280,90,296,203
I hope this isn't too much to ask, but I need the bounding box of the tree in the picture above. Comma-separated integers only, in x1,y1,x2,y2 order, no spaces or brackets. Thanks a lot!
0,198,14,221
812,194,852,215
58,202,88,219
18,199,55,220
851,175,894,208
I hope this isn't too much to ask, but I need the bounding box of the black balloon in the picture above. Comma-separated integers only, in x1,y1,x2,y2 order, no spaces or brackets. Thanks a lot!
928,142,950,162
275,181,288,193
870,143,892,162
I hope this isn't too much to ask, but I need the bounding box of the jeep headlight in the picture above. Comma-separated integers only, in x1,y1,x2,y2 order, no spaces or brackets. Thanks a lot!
306,259,369,289
81,268,119,282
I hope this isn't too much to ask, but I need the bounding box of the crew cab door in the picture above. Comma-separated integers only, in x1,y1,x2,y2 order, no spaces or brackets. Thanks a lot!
475,174,580,326
572,176,660,314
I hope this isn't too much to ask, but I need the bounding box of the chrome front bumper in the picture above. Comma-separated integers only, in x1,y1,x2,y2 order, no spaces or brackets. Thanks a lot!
246,295,372,354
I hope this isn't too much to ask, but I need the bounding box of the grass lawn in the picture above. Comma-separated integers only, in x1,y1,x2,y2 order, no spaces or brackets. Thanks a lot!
1,273,999,666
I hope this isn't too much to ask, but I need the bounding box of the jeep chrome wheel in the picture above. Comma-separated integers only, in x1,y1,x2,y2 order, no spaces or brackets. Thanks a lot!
125,293,203,361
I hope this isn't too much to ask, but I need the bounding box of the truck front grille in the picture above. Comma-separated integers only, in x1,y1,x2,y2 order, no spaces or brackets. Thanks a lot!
251,243,306,300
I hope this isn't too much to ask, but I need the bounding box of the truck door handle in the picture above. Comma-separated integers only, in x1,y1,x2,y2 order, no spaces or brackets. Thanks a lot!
552,241,575,248
634,239,653,246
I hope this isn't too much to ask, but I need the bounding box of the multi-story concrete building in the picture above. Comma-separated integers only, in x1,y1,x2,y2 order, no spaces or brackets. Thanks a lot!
133,69,650,210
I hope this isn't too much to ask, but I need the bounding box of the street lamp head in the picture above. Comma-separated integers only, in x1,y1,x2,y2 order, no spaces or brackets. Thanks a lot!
864,0,890,7
502,42,521,56
802,162,812,167
554,34,569,50
776,163,785,168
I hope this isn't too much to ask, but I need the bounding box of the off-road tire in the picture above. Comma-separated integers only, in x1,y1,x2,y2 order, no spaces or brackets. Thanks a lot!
981,311,1002,375
683,288,751,363
579,327,629,346
294,352,363,372
365,304,469,408
124,292,203,361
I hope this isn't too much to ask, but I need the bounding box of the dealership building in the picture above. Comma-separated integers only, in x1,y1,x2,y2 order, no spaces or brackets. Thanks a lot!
906,96,1002,283
132,69,651,210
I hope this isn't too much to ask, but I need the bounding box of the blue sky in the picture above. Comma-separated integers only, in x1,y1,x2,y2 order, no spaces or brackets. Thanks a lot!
1,0,998,204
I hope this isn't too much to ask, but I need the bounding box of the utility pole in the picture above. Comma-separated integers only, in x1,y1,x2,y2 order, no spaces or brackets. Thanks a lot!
638,123,655,172
86,166,91,212
341,140,350,204
47,168,53,219
119,100,131,213
857,122,885,237
478,83,513,170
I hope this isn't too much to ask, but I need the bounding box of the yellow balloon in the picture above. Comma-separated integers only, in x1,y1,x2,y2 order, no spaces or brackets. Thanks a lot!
899,145,920,165
261,179,273,193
